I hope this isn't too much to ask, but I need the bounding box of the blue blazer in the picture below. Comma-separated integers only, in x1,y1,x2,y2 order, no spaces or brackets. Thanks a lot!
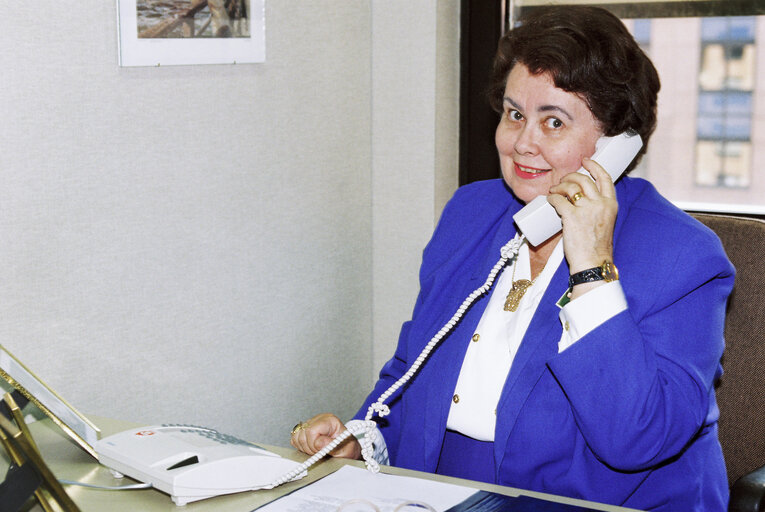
355,177,734,511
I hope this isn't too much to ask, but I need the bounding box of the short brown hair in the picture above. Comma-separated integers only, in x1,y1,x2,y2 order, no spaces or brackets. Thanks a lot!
489,6,660,171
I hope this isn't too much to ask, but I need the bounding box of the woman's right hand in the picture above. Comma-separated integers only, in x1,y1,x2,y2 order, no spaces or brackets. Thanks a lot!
289,412,362,460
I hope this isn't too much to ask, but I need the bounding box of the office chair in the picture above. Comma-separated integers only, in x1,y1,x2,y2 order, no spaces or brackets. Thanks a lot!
691,213,765,512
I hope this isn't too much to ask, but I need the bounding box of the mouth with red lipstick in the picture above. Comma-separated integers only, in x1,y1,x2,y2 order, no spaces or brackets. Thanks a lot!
514,162,552,179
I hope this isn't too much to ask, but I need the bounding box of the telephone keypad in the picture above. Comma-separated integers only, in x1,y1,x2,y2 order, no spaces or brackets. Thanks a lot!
161,423,258,448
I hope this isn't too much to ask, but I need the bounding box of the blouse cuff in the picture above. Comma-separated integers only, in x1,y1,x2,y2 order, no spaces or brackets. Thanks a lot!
345,419,390,465
558,281,628,353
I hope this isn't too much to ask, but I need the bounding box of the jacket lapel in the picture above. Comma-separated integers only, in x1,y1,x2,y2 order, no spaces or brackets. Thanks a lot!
493,260,570,464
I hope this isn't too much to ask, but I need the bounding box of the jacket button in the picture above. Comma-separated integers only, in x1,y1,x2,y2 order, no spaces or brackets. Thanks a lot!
472,333,480,342
452,394,460,403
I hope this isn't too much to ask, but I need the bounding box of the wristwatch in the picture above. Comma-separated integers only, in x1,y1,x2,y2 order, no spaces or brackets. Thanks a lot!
568,260,619,288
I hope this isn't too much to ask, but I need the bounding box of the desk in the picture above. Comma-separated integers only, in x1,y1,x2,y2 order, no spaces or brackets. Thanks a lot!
1,416,640,512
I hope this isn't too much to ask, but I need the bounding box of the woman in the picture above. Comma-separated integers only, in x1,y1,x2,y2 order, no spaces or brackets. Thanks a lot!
291,6,733,510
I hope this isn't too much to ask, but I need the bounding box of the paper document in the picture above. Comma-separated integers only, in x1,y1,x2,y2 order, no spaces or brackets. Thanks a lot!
255,465,478,511
256,465,607,512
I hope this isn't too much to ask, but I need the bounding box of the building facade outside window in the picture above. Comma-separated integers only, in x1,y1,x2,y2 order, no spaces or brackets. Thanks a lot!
620,15,764,214
696,17,755,189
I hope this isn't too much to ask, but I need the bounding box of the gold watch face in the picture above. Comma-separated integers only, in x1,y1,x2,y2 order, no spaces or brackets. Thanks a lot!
601,260,619,282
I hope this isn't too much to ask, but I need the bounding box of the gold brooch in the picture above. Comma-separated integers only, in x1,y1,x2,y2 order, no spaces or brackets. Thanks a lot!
504,279,532,312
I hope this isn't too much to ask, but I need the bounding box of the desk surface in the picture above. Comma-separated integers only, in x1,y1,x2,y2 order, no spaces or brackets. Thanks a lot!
2,416,640,512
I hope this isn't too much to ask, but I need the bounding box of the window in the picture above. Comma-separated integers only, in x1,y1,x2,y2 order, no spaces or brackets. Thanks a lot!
461,1,765,215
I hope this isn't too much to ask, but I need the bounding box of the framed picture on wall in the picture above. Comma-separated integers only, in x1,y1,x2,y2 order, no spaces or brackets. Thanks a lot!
116,0,265,66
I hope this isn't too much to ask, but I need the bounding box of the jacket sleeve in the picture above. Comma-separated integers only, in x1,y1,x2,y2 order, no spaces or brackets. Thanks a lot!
547,221,734,471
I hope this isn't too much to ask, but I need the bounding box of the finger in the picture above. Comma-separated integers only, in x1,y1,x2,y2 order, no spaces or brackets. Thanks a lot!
314,431,360,459
290,413,349,456
330,437,361,459
548,180,582,201
581,158,617,198
311,430,351,457
557,171,599,198
547,192,576,216
548,185,589,209
311,433,329,453
292,428,313,454
295,423,323,455
322,429,352,455
308,428,334,455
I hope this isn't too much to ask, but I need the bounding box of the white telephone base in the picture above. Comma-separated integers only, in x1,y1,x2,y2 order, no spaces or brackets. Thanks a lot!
96,424,307,506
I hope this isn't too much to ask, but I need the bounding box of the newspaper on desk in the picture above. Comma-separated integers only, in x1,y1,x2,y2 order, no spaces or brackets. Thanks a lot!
255,465,602,512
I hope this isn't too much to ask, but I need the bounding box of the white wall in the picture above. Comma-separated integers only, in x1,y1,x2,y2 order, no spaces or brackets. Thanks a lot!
0,1,459,446
371,1,460,375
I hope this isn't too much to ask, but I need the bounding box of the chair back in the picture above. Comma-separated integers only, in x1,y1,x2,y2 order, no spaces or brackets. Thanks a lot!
692,213,765,486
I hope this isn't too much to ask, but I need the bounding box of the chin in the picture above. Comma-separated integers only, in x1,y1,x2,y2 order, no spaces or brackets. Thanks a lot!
505,178,545,205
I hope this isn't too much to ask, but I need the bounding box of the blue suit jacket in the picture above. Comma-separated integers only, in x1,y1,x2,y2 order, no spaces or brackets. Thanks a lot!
355,177,734,511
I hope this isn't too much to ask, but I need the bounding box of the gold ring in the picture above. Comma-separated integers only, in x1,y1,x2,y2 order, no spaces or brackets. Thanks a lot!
291,422,307,435
571,192,584,203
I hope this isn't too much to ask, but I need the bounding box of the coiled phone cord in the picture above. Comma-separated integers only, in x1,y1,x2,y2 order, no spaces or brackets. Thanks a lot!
269,234,525,488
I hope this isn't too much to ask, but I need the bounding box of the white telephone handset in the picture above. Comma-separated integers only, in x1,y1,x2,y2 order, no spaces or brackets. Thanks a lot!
512,131,643,246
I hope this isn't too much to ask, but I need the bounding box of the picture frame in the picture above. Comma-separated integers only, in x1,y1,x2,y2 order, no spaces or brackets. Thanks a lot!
116,0,266,67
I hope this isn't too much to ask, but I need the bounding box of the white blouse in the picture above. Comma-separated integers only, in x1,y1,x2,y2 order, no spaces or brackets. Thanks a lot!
446,238,627,441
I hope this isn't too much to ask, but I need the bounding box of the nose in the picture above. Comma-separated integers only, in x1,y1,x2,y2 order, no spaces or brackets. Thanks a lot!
513,124,539,156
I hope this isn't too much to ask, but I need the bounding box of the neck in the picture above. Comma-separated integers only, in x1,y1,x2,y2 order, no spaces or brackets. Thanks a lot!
527,232,561,280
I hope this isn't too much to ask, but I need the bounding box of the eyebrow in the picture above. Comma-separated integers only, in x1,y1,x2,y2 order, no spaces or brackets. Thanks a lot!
503,97,574,121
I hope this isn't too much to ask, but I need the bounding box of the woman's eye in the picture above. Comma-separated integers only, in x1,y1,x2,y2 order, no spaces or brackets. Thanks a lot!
544,117,563,129
507,109,524,121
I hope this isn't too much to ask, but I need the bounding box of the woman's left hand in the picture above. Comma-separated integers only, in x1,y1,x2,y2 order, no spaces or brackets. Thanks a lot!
547,158,618,275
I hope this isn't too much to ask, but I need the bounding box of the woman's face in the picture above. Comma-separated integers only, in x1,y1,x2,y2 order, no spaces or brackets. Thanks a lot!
496,63,603,204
